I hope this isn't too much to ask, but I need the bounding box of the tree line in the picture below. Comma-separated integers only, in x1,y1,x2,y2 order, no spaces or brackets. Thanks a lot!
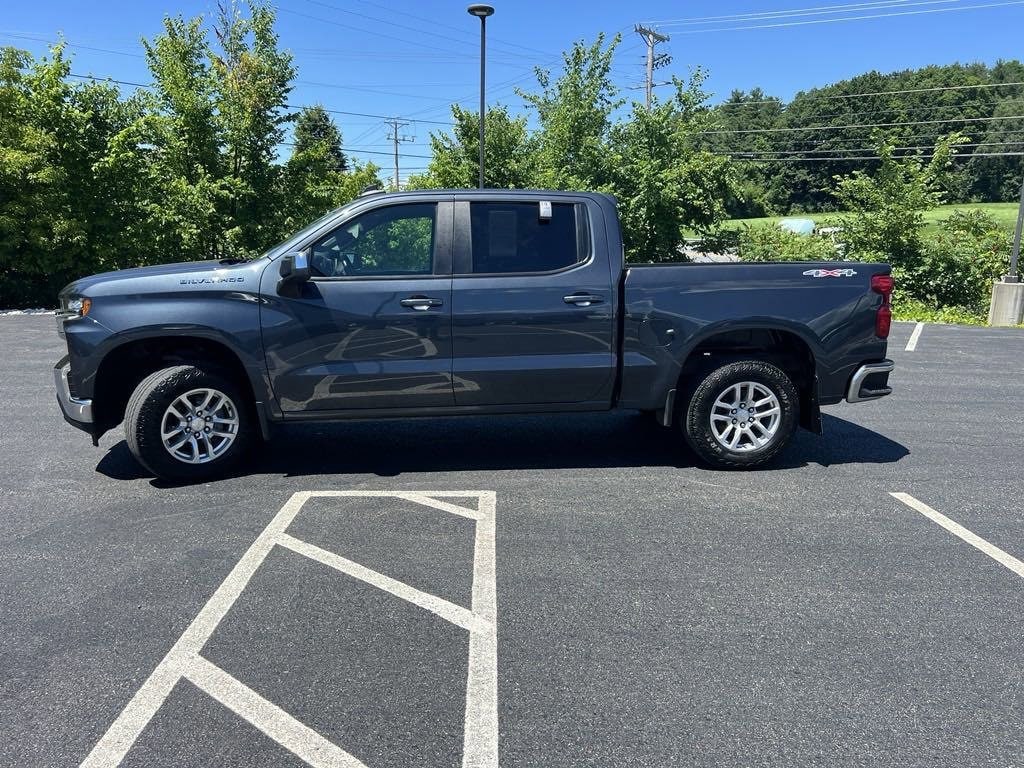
0,2,378,306
706,61,1024,217
1,0,1018,307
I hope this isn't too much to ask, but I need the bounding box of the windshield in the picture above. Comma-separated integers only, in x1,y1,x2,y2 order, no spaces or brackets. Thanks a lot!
258,201,359,261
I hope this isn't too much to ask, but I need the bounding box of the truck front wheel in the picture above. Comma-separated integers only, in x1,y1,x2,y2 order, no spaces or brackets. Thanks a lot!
124,365,253,481
682,360,798,469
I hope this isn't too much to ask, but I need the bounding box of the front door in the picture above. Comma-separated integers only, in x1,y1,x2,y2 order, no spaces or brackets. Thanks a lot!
450,198,616,407
260,201,454,412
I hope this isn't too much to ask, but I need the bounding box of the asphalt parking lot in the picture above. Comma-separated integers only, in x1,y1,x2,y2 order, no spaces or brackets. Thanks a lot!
2,315,1023,768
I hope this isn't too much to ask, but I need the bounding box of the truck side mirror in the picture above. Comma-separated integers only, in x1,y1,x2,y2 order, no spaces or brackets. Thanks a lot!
277,251,310,294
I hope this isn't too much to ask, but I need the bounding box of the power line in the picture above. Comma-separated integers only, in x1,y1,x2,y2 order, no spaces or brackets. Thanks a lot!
289,0,551,62
735,139,1024,155
65,72,456,126
723,128,1024,151
293,78,469,102
310,106,451,127
728,103,1024,128
731,151,1024,161
348,0,553,57
279,140,430,159
648,0,957,26
0,31,143,58
275,5,542,64
67,73,152,89
671,0,1024,34
396,32,643,121
716,80,1024,108
702,112,1024,134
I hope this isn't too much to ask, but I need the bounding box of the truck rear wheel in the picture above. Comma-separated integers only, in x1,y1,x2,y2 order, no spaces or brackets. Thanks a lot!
124,365,253,481
682,360,798,469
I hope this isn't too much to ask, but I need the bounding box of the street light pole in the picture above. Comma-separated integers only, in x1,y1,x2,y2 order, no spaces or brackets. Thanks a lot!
468,4,494,189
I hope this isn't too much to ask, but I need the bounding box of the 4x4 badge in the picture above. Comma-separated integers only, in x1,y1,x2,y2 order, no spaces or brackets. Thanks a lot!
802,268,857,277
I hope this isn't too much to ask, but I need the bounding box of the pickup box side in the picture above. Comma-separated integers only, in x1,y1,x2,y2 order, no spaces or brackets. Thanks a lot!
618,261,891,427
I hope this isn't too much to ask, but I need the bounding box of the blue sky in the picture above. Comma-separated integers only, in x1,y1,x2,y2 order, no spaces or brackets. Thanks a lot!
4,0,1022,181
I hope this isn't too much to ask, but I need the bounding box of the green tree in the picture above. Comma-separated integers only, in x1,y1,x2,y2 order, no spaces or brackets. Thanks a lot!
740,62,1015,212
518,33,623,191
610,72,735,262
284,105,349,230
210,0,295,254
966,94,1024,201
0,44,147,305
142,14,228,260
0,45,70,305
293,104,347,171
835,133,967,266
411,103,532,189
704,88,784,217
139,1,296,260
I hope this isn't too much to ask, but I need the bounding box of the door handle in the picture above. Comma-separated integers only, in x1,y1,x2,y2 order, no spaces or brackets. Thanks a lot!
563,293,604,307
400,296,444,310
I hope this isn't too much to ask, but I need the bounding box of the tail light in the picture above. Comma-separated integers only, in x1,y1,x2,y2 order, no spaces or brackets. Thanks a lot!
871,274,894,339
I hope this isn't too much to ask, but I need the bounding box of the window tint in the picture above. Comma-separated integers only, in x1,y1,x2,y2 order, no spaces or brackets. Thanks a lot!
311,203,435,277
468,202,583,274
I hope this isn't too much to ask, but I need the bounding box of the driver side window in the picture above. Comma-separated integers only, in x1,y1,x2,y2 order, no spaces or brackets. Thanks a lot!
311,203,436,278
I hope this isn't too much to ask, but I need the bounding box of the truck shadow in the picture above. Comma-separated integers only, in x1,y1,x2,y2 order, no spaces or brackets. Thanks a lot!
96,412,909,484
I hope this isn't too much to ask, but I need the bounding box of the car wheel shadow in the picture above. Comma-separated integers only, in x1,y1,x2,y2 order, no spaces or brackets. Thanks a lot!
95,412,909,485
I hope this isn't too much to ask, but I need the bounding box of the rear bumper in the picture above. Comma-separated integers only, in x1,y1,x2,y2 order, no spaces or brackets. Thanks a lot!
846,359,894,403
54,355,94,432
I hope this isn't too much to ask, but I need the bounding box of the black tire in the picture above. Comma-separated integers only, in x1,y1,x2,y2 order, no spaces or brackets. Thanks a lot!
124,365,253,481
681,359,799,469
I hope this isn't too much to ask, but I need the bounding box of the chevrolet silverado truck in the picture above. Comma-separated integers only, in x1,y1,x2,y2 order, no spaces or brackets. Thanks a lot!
54,189,895,480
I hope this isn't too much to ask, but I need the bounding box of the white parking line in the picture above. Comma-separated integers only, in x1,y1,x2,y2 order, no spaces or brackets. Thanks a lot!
278,533,485,633
905,322,924,352
891,492,1024,580
80,490,498,768
184,655,368,768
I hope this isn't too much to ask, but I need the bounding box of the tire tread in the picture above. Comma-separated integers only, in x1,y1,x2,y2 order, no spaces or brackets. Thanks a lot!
123,365,250,481
682,359,799,470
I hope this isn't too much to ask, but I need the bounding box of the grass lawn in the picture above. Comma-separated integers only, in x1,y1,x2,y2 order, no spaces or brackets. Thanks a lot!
707,202,1019,234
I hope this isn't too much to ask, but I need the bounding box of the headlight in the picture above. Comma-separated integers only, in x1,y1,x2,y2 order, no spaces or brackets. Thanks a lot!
64,297,92,318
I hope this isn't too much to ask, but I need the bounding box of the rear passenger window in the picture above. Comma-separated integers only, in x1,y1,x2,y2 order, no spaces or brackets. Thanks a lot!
468,202,586,274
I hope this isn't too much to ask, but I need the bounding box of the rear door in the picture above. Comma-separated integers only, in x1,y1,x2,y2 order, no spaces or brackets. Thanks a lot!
450,197,616,407
260,200,454,412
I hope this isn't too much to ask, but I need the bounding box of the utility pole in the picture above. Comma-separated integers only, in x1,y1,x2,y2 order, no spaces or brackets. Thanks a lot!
988,169,1024,324
1009,172,1023,283
634,25,670,110
384,118,413,191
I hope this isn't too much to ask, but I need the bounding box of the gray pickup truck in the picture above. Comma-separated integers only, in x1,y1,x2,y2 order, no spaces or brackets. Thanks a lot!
54,189,894,480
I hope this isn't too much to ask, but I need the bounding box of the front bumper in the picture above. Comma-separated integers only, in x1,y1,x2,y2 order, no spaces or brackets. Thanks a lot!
846,359,894,403
54,355,94,432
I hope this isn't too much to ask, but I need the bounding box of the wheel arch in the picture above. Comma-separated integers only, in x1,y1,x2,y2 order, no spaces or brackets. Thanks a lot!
91,333,268,441
672,322,821,434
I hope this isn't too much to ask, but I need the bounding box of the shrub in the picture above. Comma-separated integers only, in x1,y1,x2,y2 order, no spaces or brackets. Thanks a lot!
892,298,988,325
898,210,1009,314
835,134,965,269
736,224,839,262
